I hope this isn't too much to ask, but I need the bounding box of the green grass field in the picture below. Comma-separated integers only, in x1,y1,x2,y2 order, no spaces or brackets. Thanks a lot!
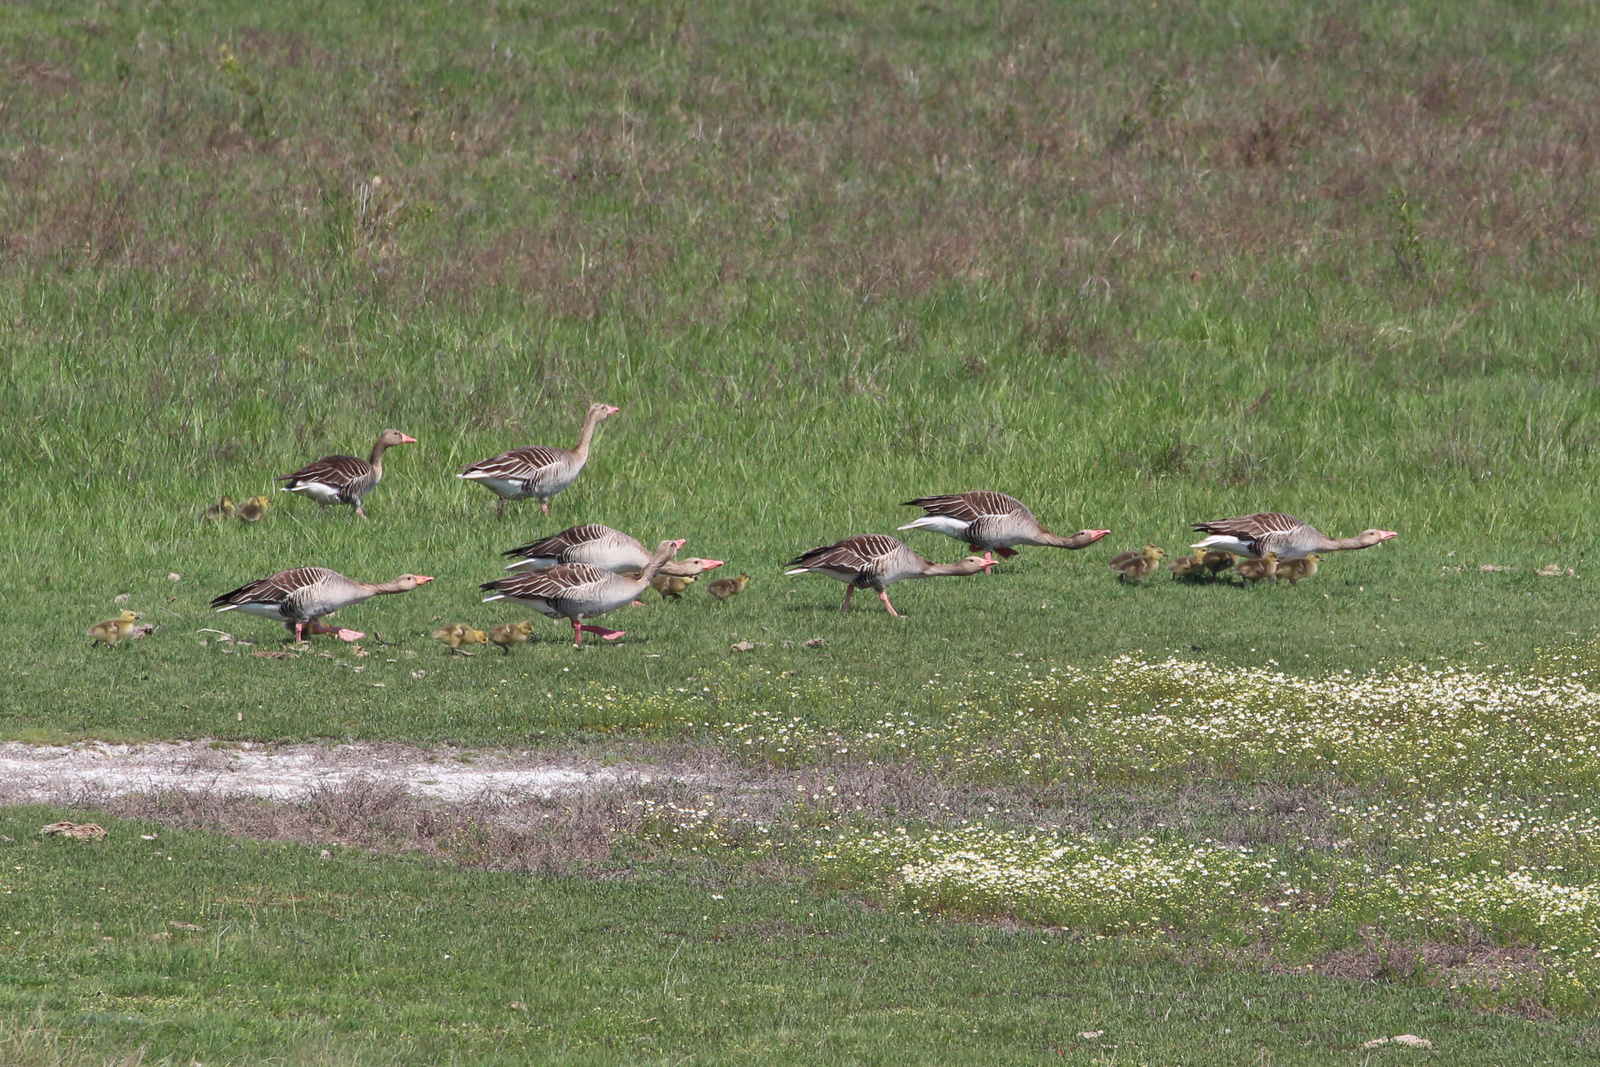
7,0,1600,1060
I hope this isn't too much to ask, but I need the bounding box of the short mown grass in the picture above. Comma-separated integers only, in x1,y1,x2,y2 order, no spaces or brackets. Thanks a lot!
8,0,1600,1058
6,807,1600,1066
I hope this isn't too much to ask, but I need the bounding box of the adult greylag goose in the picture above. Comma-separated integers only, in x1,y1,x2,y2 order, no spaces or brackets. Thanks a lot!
899,491,1109,563
488,620,536,655
479,538,685,646
1190,513,1396,560
1234,553,1279,584
211,568,433,642
501,524,724,578
278,429,416,519
784,534,995,616
87,610,149,647
459,402,619,517
1110,545,1165,584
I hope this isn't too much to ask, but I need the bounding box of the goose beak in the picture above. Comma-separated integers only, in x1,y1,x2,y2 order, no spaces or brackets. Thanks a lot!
399,434,418,444
1085,529,1111,541
700,559,725,570
1377,530,1398,542
412,575,435,584
605,405,621,416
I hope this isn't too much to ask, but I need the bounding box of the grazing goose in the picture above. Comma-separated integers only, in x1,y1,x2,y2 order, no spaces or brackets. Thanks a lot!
650,574,696,600
278,429,416,519
1202,550,1236,577
784,534,995,617
202,496,236,521
1234,553,1279,584
1190,513,1396,560
459,403,619,517
1278,553,1321,585
502,524,723,578
488,620,537,655
433,623,488,654
211,568,433,642
237,495,271,522
899,491,1110,563
1169,548,1207,579
1110,545,1166,584
480,538,685,646
707,573,750,602
87,610,147,647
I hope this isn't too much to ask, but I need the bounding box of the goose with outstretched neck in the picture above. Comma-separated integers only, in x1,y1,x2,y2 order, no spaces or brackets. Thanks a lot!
502,523,722,578
480,538,686,646
899,491,1108,564
1189,513,1396,560
784,534,995,617
211,568,433,642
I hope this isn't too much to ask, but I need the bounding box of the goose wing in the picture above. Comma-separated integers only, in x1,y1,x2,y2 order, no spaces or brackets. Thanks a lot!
278,454,373,489
462,445,568,481
502,524,624,561
482,563,622,604
211,566,341,618
786,534,910,582
902,491,1026,523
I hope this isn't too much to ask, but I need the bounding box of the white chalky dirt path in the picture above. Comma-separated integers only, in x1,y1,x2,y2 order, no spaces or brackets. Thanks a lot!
0,740,677,805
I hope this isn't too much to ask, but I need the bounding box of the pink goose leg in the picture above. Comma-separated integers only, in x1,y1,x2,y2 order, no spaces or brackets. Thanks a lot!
878,590,904,617
308,619,365,642
840,586,855,612
570,618,625,646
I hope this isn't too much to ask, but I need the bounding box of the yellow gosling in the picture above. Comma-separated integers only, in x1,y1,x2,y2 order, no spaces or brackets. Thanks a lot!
237,495,271,522
1169,548,1206,579
706,573,750,602
87,610,144,647
1111,545,1166,585
488,620,537,655
1278,553,1321,585
1202,550,1236,577
433,623,487,654
202,496,236,521
1235,552,1280,584
650,574,697,600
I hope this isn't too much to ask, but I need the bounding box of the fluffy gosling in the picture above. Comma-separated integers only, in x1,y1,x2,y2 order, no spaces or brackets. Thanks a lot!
1111,545,1166,585
433,623,488,654
237,495,271,522
1278,553,1321,585
87,610,146,647
650,574,697,600
707,573,750,602
202,496,236,521
488,620,537,655
1168,548,1206,579
1202,550,1236,577
1234,552,1279,584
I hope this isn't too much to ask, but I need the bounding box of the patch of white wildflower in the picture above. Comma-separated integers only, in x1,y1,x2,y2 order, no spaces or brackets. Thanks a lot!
818,827,1295,933
1383,869,1600,973
921,657,1600,794
1333,797,1600,871
819,824,1600,993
